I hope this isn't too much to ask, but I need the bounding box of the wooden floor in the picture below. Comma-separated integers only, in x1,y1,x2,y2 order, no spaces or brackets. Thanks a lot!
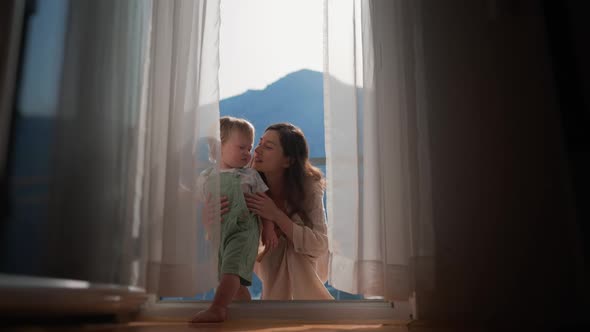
6,317,582,332
6,321,488,332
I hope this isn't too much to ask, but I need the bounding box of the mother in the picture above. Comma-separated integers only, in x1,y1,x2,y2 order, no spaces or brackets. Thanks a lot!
245,123,333,300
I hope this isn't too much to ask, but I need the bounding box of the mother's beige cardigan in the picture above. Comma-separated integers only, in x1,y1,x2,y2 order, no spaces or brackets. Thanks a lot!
254,181,334,300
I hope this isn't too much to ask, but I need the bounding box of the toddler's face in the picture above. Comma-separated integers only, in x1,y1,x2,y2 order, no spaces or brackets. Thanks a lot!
220,131,253,169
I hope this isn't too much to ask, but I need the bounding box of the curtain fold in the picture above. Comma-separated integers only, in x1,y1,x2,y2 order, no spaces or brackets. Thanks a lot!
142,0,221,297
47,0,221,298
324,0,435,301
47,0,154,285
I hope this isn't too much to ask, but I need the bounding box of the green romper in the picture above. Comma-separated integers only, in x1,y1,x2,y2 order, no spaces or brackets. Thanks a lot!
217,171,260,286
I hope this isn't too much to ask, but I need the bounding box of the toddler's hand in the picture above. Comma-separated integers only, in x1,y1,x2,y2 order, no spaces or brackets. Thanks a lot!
262,223,279,250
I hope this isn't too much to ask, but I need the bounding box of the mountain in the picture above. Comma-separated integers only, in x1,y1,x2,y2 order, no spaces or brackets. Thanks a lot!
220,69,325,158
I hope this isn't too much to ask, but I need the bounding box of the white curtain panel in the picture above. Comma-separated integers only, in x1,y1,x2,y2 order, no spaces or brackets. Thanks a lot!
142,0,221,297
49,0,221,296
324,0,435,300
48,0,154,284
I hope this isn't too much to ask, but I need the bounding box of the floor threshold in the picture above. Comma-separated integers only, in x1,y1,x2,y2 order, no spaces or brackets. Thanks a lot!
139,299,412,323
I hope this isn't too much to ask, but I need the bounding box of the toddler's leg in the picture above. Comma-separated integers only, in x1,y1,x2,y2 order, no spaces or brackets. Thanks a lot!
234,285,251,301
189,274,240,323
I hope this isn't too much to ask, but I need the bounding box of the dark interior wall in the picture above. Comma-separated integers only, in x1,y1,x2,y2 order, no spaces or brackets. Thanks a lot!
543,0,590,282
417,0,586,322
0,0,23,228
0,0,12,220
0,1,14,82
0,0,18,173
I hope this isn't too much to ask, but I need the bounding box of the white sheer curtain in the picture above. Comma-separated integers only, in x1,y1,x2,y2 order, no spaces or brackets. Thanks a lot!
48,0,155,284
142,0,221,297
324,0,435,301
48,0,221,297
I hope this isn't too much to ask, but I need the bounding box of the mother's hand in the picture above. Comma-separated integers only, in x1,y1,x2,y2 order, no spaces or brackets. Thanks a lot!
202,194,230,227
245,192,281,222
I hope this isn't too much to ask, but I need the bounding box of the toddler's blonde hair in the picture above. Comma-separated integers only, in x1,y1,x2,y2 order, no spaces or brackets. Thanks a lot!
220,116,255,144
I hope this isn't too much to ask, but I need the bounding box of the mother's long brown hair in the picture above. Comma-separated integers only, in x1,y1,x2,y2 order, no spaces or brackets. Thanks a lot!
261,123,325,228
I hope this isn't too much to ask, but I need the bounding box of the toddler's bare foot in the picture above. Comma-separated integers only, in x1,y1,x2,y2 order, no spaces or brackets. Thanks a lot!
189,306,227,323
234,285,252,301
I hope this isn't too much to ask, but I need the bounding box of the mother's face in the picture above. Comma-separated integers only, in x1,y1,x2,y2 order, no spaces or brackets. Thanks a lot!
252,130,290,174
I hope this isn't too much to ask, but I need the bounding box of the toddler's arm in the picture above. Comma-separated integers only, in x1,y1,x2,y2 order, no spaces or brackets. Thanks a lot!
261,218,278,248
257,218,278,262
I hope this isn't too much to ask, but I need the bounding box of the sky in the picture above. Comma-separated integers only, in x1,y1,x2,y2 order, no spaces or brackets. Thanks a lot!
17,0,324,114
219,0,324,99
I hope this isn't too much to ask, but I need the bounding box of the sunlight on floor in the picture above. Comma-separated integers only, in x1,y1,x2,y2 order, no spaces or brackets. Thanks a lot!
247,324,385,332
127,321,400,332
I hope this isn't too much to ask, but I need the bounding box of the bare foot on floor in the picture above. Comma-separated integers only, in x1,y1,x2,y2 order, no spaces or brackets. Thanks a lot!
189,306,227,323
